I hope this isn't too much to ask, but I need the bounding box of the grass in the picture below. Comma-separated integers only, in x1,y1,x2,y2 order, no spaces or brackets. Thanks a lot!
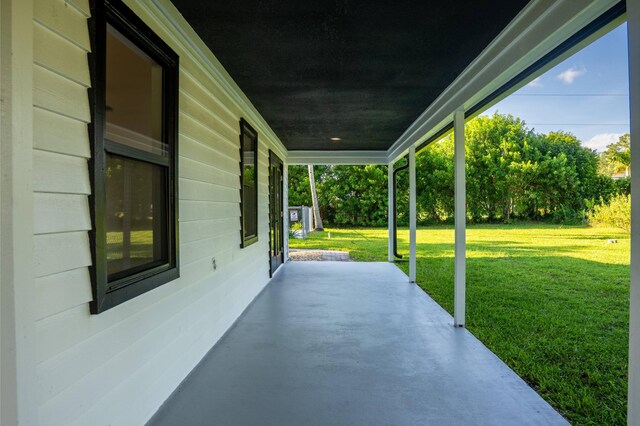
290,224,630,425
106,230,155,267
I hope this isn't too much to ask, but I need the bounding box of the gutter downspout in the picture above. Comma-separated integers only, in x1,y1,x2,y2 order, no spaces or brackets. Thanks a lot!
392,156,409,259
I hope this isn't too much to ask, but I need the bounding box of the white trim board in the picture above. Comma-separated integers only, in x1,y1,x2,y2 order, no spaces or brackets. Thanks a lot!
287,150,388,165
1,0,38,423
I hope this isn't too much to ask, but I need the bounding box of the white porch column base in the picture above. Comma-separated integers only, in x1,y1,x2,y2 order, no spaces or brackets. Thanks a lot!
409,145,417,282
453,109,466,328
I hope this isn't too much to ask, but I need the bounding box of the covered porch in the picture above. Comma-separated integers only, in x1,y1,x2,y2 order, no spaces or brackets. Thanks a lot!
0,0,638,424
150,261,567,425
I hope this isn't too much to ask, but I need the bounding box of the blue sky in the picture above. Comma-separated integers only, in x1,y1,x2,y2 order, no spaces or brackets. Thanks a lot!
485,22,629,152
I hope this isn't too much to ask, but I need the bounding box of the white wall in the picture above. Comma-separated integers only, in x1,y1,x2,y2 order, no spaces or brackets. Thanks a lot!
31,0,287,424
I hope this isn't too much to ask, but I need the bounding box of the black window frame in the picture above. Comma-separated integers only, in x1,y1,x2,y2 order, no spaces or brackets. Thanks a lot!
88,0,179,314
239,118,259,248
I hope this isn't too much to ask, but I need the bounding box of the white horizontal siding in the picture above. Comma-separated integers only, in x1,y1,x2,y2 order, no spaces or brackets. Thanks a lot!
72,261,269,426
179,200,240,222
180,112,240,161
33,21,91,87
181,59,243,118
34,231,92,278
33,149,90,195
180,217,239,244
38,254,267,424
36,268,93,320
65,0,90,18
33,193,91,235
180,95,241,154
33,0,91,50
32,0,286,425
180,179,240,203
180,133,240,175
177,78,237,129
179,156,239,188
33,64,91,122
34,107,91,158
35,252,241,363
180,232,240,266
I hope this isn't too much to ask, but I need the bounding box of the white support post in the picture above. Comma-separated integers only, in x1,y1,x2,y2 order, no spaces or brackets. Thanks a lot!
0,0,38,423
283,164,289,262
409,145,417,282
628,2,640,423
454,109,466,328
388,162,394,262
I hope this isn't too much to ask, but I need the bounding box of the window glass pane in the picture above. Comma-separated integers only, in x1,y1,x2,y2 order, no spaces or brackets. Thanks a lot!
106,154,167,282
106,24,166,156
242,132,257,239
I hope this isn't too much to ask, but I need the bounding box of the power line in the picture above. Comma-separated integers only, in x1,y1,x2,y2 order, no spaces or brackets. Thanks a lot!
530,123,629,125
511,93,628,97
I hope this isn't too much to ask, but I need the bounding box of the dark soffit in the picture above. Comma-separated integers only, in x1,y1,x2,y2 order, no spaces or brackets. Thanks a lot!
171,0,531,151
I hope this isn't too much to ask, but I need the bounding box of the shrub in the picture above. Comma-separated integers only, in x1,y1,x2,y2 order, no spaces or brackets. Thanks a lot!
613,177,631,196
552,205,583,225
289,221,303,238
589,193,630,231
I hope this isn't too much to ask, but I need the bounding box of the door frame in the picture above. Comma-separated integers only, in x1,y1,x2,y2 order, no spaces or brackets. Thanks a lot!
268,150,284,277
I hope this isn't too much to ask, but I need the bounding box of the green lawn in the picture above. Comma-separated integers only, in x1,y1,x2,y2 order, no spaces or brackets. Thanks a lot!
290,224,630,425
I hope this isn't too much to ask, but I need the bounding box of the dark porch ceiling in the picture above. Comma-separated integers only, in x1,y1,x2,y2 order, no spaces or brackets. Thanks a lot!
172,0,531,151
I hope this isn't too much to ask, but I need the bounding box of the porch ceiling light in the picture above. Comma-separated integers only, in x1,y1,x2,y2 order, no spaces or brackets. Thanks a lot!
330,137,341,141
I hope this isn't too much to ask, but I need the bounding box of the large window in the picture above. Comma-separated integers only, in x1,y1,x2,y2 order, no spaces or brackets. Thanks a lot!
89,0,179,313
239,119,258,247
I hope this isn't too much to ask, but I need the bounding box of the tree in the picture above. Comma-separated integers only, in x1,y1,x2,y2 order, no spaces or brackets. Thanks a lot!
464,114,536,221
287,113,615,226
288,165,311,206
600,134,630,177
308,165,324,230
415,140,453,223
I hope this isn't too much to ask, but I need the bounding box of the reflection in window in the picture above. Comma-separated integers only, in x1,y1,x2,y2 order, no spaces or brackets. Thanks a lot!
106,24,166,156
240,120,258,247
105,154,167,282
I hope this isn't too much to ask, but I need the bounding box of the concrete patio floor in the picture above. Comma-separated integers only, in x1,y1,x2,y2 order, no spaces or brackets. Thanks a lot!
149,261,568,425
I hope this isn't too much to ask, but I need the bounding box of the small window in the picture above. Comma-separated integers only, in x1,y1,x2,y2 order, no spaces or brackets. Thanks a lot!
239,119,258,247
89,0,179,313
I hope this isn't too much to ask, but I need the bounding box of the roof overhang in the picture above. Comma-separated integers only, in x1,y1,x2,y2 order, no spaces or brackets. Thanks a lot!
167,0,530,151
387,0,626,163
292,0,626,169
153,0,625,165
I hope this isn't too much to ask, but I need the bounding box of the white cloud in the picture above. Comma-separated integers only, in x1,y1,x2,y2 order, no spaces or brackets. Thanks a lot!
556,66,586,84
527,77,543,87
583,133,623,152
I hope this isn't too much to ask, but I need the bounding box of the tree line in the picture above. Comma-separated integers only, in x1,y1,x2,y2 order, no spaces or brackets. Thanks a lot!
288,114,630,227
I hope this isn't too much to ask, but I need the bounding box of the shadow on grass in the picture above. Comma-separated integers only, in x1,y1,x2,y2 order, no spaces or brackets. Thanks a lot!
395,240,628,264
395,253,629,426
